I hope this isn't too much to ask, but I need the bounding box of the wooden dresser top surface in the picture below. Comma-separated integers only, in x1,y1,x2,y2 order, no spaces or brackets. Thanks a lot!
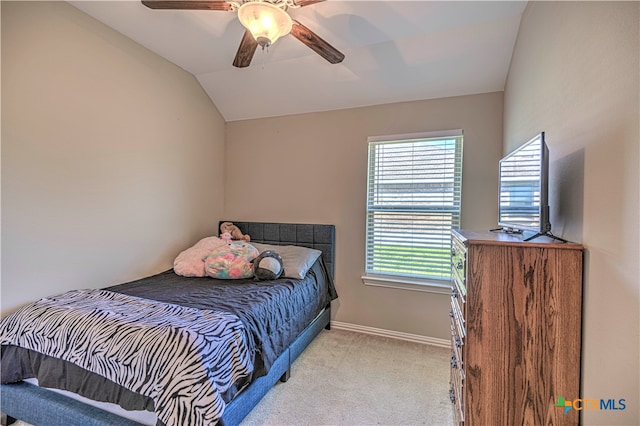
453,229,584,250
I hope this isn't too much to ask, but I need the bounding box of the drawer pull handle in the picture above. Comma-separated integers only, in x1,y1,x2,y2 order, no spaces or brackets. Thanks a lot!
455,338,462,348
456,261,463,270
452,288,458,298
449,388,456,403
450,355,457,368
449,310,454,318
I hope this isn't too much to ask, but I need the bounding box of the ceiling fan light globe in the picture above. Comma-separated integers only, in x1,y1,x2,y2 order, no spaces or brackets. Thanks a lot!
238,2,292,46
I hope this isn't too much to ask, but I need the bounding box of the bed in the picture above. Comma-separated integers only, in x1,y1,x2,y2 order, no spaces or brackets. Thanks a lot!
0,221,337,426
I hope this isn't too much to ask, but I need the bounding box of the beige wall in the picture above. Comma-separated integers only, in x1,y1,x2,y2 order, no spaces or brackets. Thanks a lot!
1,1,226,314
504,2,639,424
226,92,503,339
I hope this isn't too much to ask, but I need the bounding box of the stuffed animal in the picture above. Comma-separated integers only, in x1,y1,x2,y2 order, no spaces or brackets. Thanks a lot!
204,242,259,279
220,232,232,244
220,222,251,242
253,250,284,280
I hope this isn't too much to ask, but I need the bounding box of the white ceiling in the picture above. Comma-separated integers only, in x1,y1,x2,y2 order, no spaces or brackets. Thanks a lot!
70,1,527,121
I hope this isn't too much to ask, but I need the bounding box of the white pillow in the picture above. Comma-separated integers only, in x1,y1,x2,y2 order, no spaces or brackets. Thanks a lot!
251,243,322,279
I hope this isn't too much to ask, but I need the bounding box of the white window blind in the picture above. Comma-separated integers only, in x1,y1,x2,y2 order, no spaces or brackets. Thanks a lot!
365,130,463,282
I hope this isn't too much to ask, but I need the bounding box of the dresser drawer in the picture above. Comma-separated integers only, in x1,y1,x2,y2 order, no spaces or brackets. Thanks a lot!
449,357,465,423
450,312,464,369
449,324,465,424
450,313,465,424
451,236,467,297
450,295,465,340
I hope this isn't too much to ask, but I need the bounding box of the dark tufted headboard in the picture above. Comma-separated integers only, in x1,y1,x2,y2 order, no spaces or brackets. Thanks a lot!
219,221,335,279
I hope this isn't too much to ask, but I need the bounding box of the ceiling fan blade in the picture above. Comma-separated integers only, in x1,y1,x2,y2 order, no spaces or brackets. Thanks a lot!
141,1,232,11
233,30,259,68
292,0,326,7
290,21,345,64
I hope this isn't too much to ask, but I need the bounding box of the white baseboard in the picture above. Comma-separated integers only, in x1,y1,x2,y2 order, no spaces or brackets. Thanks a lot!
330,321,451,348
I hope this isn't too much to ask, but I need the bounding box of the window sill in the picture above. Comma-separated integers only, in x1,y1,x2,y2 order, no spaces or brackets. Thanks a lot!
361,274,452,295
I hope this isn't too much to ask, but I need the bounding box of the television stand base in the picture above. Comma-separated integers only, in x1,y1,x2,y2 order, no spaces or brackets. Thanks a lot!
489,227,523,234
489,228,569,243
524,231,568,243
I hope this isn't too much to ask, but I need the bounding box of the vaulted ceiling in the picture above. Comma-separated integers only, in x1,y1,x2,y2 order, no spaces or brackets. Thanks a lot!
70,1,527,121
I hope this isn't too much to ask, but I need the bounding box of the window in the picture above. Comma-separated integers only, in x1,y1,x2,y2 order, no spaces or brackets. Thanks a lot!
363,130,463,292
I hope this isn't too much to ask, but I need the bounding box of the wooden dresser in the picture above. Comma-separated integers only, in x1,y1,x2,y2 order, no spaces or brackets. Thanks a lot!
449,229,583,425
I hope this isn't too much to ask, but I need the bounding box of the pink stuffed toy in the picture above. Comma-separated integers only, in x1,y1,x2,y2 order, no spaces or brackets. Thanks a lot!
220,232,232,244
173,236,226,277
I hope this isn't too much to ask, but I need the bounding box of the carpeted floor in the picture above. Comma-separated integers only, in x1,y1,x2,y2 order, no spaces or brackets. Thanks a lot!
241,329,456,426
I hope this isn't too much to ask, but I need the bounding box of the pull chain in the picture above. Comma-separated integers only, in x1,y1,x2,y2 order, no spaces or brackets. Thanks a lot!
261,44,269,70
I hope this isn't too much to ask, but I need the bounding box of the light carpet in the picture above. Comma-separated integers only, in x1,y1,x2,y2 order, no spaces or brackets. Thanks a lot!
240,329,456,426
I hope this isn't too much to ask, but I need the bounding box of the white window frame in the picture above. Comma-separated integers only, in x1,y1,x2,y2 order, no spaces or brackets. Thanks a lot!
361,129,463,294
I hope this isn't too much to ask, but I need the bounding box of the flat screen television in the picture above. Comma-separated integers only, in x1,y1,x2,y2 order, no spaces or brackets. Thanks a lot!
497,132,559,241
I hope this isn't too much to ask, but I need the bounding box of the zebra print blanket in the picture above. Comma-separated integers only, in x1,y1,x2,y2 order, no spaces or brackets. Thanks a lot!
0,289,253,426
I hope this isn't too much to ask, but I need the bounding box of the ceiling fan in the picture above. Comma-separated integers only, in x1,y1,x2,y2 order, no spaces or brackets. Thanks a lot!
141,0,345,68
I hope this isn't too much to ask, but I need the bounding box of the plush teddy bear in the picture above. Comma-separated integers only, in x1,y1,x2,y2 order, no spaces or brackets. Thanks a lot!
220,221,251,242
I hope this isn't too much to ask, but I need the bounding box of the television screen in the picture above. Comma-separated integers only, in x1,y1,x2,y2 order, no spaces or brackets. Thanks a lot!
497,132,550,235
